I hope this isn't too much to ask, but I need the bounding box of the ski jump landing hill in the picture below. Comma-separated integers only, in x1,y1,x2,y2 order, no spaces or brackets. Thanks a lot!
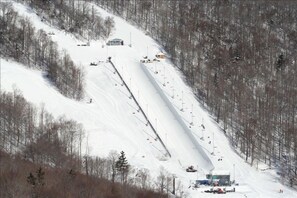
109,56,214,172
140,62,214,171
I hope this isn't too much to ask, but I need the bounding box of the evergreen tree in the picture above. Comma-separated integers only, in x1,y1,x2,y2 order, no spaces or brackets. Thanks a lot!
27,167,45,188
276,54,285,71
36,167,45,186
27,173,36,187
115,151,129,183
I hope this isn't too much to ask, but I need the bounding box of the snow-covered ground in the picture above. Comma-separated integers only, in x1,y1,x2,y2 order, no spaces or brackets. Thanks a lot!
2,2,296,197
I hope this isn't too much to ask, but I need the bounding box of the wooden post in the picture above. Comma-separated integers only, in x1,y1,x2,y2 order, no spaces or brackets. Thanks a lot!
0,58,1,94
172,176,175,195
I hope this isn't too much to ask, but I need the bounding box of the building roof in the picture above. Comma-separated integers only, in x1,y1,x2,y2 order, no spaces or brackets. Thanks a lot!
111,38,123,42
156,52,165,56
211,170,230,175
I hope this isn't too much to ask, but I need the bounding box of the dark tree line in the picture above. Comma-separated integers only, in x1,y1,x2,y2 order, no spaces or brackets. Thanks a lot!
0,90,183,197
0,89,84,166
0,2,84,100
93,0,297,186
17,0,115,40
0,151,168,198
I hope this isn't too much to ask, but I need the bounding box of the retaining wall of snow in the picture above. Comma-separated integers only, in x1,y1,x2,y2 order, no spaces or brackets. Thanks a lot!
140,63,214,171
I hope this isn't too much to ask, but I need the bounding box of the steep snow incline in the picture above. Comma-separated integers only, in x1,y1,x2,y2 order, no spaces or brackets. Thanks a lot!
103,45,214,172
3,2,297,197
140,62,213,170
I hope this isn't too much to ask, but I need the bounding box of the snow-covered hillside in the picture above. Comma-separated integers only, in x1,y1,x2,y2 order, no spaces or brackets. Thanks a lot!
2,2,296,197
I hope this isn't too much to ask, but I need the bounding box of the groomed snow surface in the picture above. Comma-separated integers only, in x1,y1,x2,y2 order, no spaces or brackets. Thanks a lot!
2,2,296,197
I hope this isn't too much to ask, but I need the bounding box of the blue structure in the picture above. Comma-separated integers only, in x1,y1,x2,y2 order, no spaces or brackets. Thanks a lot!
107,38,124,46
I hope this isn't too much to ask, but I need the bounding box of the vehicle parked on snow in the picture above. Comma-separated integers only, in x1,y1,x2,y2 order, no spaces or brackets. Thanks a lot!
204,187,226,194
196,179,211,186
186,165,197,172
155,52,165,59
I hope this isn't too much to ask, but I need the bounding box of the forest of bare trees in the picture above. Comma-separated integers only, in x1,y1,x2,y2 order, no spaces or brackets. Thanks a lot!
0,150,169,198
93,0,297,186
0,2,85,99
1,0,114,100
17,0,115,40
0,89,84,165
0,89,182,197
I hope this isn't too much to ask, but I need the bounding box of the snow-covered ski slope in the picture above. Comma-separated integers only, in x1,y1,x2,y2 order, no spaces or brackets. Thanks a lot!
2,2,296,197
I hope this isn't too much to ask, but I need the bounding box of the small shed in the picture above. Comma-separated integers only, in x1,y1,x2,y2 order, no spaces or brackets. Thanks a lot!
206,170,231,186
107,38,124,46
155,52,165,59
